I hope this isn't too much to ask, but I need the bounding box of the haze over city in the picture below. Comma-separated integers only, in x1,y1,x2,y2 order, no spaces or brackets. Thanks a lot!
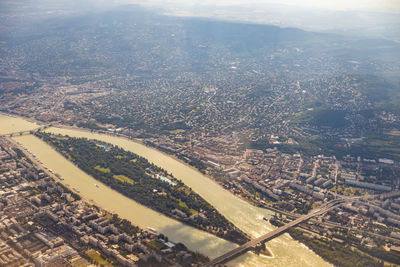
0,0,400,266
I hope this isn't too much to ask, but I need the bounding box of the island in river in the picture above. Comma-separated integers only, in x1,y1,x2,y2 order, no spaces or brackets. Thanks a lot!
2,113,333,266
37,132,250,245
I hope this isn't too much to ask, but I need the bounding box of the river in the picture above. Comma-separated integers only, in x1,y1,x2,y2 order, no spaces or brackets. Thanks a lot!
0,113,38,135
1,114,331,266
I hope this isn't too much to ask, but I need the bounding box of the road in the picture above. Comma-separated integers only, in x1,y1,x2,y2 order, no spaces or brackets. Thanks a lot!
203,199,344,266
204,191,400,266
5,127,400,266
6,135,65,183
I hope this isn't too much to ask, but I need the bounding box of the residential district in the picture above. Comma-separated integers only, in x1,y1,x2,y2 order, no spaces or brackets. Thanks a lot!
0,137,207,266
1,2,400,265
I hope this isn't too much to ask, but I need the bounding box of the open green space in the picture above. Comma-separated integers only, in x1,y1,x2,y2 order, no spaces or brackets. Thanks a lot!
113,174,134,184
348,134,400,161
294,107,348,128
94,165,111,173
38,132,249,244
146,240,165,251
252,132,400,164
86,249,114,266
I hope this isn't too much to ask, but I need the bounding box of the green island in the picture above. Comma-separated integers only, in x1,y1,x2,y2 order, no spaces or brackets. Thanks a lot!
37,132,249,244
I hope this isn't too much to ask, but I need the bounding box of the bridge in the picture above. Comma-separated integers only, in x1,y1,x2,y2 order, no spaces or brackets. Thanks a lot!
204,191,400,266
203,199,344,266
0,124,52,138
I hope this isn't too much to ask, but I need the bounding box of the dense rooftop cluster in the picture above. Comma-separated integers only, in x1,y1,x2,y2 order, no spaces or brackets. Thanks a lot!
0,137,208,266
1,2,400,266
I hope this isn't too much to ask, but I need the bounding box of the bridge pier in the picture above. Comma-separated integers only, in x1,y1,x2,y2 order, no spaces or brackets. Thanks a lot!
207,247,252,267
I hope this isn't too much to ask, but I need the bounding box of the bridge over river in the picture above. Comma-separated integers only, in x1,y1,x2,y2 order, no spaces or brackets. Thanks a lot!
204,191,400,266
0,124,52,137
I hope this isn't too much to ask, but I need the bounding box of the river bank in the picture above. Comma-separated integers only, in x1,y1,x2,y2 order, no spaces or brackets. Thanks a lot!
37,131,250,245
1,113,332,266
12,134,242,259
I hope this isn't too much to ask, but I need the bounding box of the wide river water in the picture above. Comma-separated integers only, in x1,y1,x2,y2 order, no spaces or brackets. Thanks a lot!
1,114,330,266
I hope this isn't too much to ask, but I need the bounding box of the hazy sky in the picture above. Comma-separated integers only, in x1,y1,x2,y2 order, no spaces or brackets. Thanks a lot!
119,0,400,13
267,0,400,13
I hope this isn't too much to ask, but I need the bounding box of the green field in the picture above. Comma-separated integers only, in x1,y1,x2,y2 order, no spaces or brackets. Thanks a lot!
331,185,369,197
147,240,164,250
54,136,68,141
86,249,114,266
94,165,111,173
178,199,197,215
113,174,134,184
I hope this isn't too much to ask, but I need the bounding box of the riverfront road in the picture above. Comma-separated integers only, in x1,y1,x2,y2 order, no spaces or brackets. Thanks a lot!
6,136,62,183
204,191,400,266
